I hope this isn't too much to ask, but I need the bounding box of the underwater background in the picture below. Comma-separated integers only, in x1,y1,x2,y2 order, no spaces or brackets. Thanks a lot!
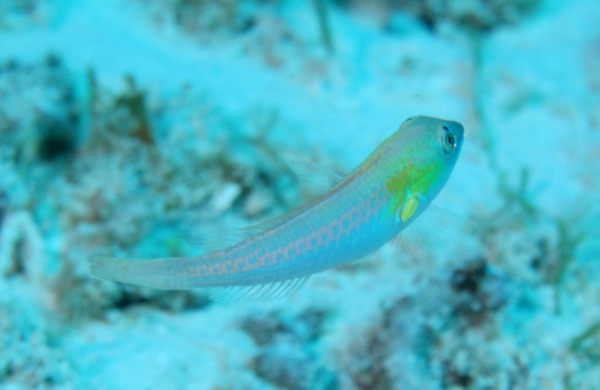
1,0,599,389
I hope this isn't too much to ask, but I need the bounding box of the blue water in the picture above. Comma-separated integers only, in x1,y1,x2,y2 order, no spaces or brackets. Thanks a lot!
1,0,599,388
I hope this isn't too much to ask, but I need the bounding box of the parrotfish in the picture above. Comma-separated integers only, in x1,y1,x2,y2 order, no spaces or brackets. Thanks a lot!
90,116,464,299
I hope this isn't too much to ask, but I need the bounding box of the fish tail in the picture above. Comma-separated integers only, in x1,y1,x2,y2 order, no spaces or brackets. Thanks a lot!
90,255,201,290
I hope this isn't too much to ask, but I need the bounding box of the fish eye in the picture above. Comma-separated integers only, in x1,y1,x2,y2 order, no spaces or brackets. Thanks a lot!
442,126,457,154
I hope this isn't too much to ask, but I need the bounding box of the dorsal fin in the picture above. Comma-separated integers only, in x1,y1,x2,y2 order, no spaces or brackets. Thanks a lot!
198,162,348,252
239,161,347,235
194,221,249,253
290,161,346,189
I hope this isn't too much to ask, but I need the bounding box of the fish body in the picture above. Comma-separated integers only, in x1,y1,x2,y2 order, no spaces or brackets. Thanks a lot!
91,116,464,294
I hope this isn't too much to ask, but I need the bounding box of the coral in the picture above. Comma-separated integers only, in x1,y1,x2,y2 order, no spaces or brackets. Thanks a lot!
0,53,306,323
0,0,51,30
0,211,45,281
331,293,431,389
0,288,72,386
0,56,306,321
1,0,599,388
129,0,267,42
334,0,542,31
333,257,515,389
241,307,337,389
449,259,509,326
127,0,325,73
0,55,81,167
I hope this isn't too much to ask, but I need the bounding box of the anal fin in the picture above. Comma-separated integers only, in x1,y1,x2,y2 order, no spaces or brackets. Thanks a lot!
208,276,310,302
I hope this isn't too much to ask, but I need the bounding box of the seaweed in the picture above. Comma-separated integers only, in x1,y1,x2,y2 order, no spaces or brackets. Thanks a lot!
477,162,587,317
497,168,538,221
311,0,335,54
548,218,585,314
113,75,155,146
571,321,600,361
83,70,155,152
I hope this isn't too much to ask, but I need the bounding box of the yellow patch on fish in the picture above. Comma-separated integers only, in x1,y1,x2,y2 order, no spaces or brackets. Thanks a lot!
401,195,420,222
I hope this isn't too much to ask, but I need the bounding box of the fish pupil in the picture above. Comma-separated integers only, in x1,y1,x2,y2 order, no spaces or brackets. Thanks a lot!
447,133,456,147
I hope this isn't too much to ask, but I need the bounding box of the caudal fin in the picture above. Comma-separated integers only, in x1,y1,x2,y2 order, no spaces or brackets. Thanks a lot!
89,255,189,290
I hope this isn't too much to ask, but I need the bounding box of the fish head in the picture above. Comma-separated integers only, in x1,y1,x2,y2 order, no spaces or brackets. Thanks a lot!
398,115,464,164
385,116,464,223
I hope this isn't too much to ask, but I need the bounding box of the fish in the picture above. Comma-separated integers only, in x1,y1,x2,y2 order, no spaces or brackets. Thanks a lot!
90,116,464,299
